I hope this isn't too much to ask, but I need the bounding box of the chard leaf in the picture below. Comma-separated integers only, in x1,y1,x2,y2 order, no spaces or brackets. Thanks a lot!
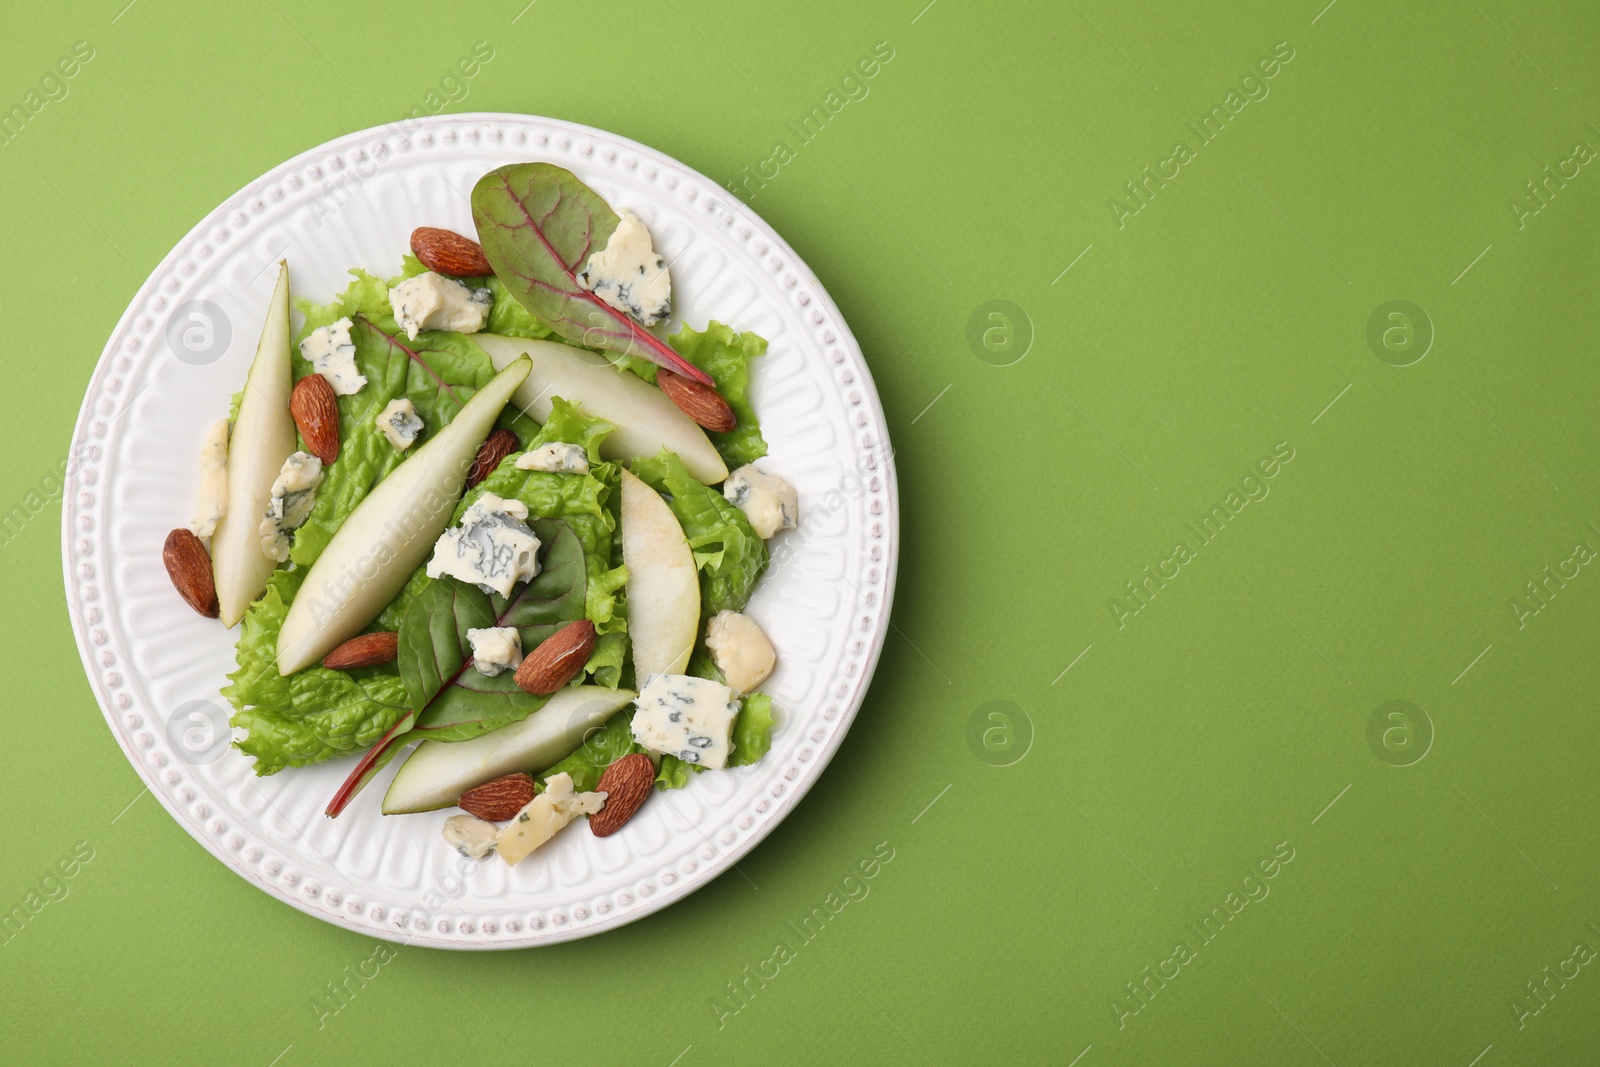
469,162,712,384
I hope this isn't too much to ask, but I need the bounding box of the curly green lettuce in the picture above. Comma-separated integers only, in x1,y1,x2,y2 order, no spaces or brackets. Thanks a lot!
224,568,411,774
669,321,767,468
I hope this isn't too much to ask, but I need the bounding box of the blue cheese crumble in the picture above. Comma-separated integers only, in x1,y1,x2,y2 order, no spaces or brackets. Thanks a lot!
466,626,522,677
299,316,367,396
515,441,590,475
575,212,672,326
723,464,799,539
441,814,497,859
376,397,423,452
188,417,230,539
425,492,542,598
630,673,739,770
258,451,324,562
389,271,492,340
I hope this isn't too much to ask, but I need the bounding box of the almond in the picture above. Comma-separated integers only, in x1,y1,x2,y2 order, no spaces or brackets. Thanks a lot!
290,373,340,466
513,620,596,695
657,371,737,433
411,226,493,278
467,428,519,488
458,773,536,822
163,528,218,618
322,631,400,670
589,754,655,837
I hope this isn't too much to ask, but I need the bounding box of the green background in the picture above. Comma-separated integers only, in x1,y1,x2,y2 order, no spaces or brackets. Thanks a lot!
3,0,1598,1063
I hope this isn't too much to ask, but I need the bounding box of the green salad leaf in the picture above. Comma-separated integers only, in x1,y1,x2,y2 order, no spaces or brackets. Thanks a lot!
729,693,775,767
293,268,393,337
669,322,768,468
222,568,411,775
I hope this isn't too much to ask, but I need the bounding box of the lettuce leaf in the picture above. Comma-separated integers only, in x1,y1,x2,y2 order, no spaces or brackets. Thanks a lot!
288,322,494,571
729,693,774,767
669,321,767,468
222,568,411,774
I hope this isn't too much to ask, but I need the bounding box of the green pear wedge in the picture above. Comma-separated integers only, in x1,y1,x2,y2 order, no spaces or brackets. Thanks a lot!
619,467,700,679
381,686,635,814
212,261,296,627
473,333,727,484
275,356,532,675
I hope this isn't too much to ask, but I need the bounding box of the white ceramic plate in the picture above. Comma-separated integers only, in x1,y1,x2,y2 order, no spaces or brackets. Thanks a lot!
62,114,897,949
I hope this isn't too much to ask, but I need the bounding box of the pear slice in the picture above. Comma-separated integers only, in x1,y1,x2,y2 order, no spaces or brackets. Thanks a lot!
382,686,635,814
212,261,296,627
275,356,532,675
472,333,728,484
619,468,699,679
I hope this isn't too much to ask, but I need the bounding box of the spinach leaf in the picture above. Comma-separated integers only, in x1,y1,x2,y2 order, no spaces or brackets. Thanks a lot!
469,162,711,384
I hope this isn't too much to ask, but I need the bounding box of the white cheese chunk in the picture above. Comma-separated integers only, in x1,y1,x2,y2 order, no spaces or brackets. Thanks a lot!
442,814,498,859
467,626,522,677
575,212,672,326
188,417,230,539
425,491,541,597
631,673,739,770
376,397,423,452
299,316,367,396
515,441,590,475
389,272,492,340
495,772,607,866
258,451,324,562
705,611,776,695
723,464,799,539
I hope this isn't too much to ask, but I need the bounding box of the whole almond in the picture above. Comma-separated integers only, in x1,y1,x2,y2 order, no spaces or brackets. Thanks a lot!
163,528,218,618
657,371,737,433
468,428,519,488
459,773,536,822
411,226,493,278
322,631,400,670
589,754,655,837
290,373,340,466
513,620,596,695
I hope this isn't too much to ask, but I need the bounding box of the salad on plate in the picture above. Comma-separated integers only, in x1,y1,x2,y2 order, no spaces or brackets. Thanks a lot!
159,162,796,867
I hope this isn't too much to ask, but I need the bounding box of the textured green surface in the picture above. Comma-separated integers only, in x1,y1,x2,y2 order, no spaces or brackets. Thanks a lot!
4,1,1600,1063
